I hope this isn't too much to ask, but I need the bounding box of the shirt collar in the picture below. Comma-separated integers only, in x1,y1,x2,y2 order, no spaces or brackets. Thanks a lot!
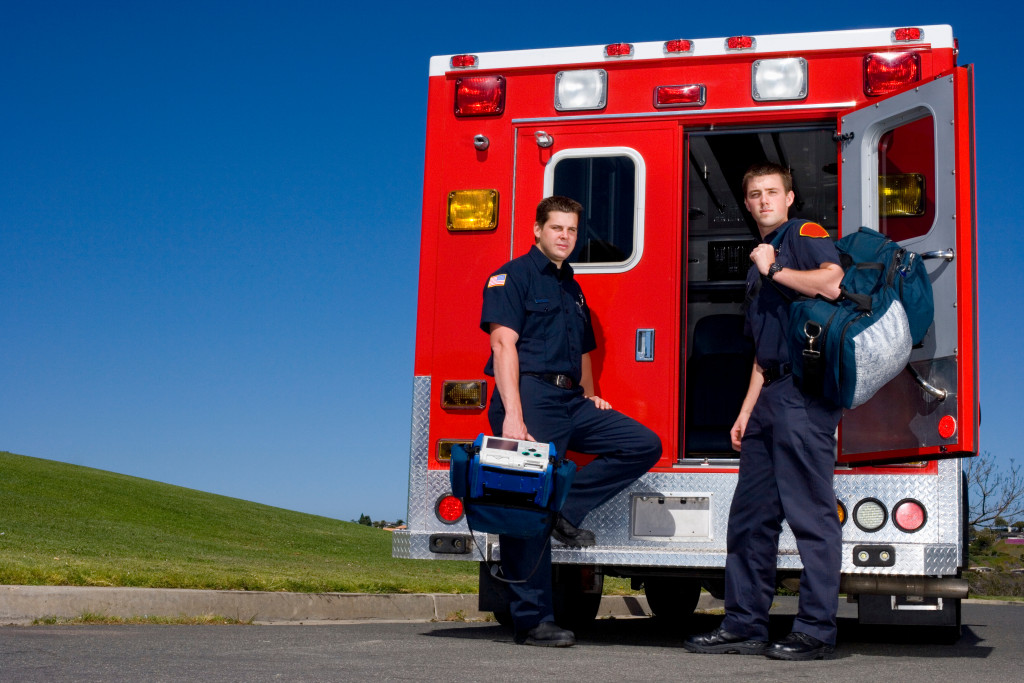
528,244,574,280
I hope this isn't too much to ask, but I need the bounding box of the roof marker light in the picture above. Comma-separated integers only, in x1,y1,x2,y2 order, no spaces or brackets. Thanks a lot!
726,35,755,50
450,54,478,69
555,69,607,111
892,27,924,42
663,39,693,54
752,57,807,101
604,43,633,58
654,84,706,108
454,75,505,116
864,52,921,96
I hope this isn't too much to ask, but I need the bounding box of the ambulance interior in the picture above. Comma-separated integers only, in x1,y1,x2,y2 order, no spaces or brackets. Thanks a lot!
682,128,839,462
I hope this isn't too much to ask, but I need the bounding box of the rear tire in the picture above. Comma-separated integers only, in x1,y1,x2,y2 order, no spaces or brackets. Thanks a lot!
643,577,702,620
552,564,604,630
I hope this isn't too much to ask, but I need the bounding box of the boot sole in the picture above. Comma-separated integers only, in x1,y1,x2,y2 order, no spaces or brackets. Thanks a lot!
683,642,767,655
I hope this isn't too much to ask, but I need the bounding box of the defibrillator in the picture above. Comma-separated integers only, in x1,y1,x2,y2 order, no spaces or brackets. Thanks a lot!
450,434,576,538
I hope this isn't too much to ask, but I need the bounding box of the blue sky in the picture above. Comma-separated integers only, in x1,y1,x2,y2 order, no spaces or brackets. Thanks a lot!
2,2,1020,522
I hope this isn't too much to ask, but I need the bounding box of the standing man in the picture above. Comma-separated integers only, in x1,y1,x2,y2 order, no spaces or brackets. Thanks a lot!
684,163,844,661
481,195,662,647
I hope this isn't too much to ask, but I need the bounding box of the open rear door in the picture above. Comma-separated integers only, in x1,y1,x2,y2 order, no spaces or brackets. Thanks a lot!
838,66,978,465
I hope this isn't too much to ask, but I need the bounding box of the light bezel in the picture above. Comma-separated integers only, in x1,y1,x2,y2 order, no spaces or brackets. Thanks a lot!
654,84,706,109
446,190,499,233
879,173,926,217
440,379,488,407
751,57,808,102
726,35,756,51
436,439,474,463
450,54,479,69
663,39,694,55
454,75,506,116
604,43,634,58
435,494,465,525
864,51,921,97
853,498,889,533
892,27,925,43
892,498,928,533
554,69,608,112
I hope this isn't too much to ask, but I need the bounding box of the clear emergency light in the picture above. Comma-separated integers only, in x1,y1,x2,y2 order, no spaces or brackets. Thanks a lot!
864,52,921,96
555,69,607,111
446,190,498,232
454,75,505,116
752,58,807,101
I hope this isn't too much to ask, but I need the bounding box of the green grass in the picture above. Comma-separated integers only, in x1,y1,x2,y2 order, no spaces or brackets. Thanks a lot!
0,451,478,593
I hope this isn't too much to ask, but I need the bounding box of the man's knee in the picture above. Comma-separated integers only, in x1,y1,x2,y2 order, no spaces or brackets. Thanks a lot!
637,425,662,466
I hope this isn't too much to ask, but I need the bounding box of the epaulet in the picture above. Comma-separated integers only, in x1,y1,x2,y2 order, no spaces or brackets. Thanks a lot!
797,221,830,238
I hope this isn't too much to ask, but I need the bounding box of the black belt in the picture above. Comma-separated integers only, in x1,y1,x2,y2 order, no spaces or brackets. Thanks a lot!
522,372,576,389
762,363,792,386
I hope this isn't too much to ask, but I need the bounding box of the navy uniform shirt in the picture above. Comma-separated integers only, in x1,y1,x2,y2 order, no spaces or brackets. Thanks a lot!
745,219,840,368
480,245,597,383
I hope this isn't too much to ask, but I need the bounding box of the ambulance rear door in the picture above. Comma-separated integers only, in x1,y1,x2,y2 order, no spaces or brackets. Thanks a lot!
511,119,683,465
837,66,978,465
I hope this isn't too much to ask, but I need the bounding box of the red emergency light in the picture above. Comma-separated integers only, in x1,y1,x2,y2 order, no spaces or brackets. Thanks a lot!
726,35,755,50
436,495,465,524
864,52,921,97
605,43,634,57
450,54,478,69
454,75,505,116
892,27,924,42
654,84,705,108
663,39,693,54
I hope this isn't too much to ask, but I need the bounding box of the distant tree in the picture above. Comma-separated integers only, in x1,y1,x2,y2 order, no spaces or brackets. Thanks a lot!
1013,521,1024,533
995,516,1009,529
358,513,372,526
965,454,1024,527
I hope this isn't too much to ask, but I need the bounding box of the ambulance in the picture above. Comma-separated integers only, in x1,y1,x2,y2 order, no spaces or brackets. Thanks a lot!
393,25,978,638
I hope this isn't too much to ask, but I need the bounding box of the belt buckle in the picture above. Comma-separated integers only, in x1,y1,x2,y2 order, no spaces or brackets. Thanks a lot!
554,374,572,389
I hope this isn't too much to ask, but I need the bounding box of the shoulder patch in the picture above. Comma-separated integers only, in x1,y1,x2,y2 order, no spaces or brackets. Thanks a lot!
798,222,830,238
487,274,507,288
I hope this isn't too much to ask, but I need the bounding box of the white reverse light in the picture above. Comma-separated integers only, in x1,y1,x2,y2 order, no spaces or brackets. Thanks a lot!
555,69,607,111
752,57,807,101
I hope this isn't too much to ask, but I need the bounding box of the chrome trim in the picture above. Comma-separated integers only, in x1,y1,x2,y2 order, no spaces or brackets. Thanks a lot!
511,101,857,125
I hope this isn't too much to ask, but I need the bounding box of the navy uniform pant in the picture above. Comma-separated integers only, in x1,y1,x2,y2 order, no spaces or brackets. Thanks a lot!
488,376,662,633
720,375,843,646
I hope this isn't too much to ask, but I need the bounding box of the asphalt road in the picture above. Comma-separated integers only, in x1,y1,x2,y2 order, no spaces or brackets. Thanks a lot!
2,601,1021,682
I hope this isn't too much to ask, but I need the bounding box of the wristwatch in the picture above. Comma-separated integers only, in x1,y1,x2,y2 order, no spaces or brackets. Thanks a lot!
767,262,784,280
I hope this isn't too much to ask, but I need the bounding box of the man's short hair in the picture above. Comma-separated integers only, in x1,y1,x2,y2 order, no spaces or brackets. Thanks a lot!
742,163,793,194
535,195,584,226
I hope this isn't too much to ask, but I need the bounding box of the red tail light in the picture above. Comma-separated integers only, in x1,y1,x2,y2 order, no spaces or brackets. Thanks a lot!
654,84,705,108
864,52,921,96
664,39,693,54
436,495,465,524
604,43,633,57
892,499,927,532
892,27,923,42
726,36,755,50
454,75,506,116
450,54,478,69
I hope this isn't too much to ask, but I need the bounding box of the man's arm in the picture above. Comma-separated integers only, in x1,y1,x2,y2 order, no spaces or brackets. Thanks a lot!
750,243,843,300
580,352,611,410
730,360,765,451
489,323,534,441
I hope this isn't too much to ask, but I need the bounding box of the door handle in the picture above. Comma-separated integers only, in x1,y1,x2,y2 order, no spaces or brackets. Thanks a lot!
636,329,655,362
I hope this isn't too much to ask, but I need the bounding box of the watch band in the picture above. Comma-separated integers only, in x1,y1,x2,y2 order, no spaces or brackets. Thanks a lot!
768,262,783,280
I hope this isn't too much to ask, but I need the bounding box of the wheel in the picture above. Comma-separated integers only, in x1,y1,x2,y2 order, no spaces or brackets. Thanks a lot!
491,609,513,627
643,577,702,620
552,564,604,630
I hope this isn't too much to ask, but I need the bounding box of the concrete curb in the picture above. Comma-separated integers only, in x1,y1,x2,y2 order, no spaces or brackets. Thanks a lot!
2,586,718,625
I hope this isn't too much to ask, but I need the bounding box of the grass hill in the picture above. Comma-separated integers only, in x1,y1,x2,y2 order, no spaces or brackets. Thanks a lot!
0,451,477,593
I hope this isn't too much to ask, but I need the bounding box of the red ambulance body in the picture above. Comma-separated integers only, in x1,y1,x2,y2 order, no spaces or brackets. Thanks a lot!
394,25,978,637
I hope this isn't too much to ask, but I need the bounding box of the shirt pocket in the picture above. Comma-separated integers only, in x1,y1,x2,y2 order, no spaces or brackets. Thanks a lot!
522,299,562,365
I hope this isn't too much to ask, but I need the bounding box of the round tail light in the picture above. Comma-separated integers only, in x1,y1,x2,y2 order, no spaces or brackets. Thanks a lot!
435,495,465,524
892,499,927,532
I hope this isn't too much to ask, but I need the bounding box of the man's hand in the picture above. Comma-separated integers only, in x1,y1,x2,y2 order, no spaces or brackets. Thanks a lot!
729,413,749,451
502,415,535,442
587,395,612,410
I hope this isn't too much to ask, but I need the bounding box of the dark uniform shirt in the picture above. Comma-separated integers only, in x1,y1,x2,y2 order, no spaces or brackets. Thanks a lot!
480,245,597,383
744,218,840,369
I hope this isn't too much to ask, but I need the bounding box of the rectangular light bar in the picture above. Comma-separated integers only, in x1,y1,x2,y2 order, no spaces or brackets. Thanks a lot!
752,57,807,101
440,380,487,409
447,191,498,232
654,84,706,108
555,69,607,111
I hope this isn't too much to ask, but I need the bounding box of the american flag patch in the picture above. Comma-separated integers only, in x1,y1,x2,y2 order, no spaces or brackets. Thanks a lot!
488,274,507,288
